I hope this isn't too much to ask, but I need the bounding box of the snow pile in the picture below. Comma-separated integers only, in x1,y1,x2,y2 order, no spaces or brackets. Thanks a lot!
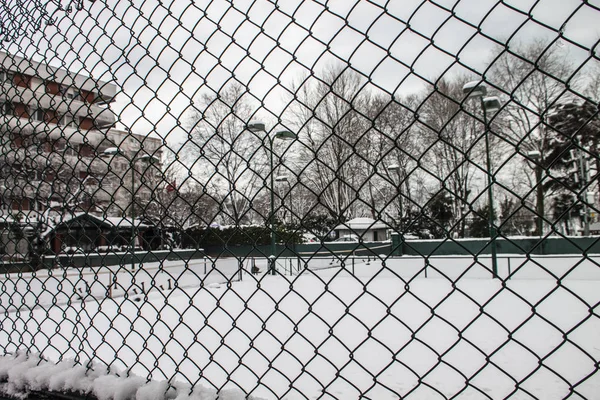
0,354,260,400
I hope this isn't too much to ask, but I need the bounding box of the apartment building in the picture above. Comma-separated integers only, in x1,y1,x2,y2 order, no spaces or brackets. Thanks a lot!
0,52,162,258
0,51,117,214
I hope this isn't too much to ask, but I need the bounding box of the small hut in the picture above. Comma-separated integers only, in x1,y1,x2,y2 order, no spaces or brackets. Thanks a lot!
333,217,390,242
44,212,154,253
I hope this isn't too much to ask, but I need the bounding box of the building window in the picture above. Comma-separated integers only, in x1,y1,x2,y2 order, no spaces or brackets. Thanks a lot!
0,198,9,211
29,170,44,181
14,74,30,88
59,85,78,100
54,140,66,151
45,81,59,95
9,103,29,119
44,109,58,124
1,102,15,116
79,144,93,157
79,117,94,130
65,143,79,157
80,89,96,104
11,133,23,148
59,114,77,128
32,108,45,122
0,70,14,84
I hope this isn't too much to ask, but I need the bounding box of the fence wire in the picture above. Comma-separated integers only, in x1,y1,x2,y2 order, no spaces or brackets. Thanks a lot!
0,0,599,399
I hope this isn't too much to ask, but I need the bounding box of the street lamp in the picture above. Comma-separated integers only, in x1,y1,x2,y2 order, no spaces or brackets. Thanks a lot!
246,122,297,275
463,81,502,279
275,175,292,225
387,164,404,232
572,141,591,236
527,150,544,236
101,147,160,271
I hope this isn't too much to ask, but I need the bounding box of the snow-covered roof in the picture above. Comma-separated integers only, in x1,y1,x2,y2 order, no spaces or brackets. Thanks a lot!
42,213,152,238
334,217,390,231
104,216,150,228
0,51,117,101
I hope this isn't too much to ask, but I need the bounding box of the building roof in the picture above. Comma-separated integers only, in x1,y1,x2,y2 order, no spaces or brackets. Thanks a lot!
0,51,117,102
334,217,389,231
104,216,150,228
43,212,151,238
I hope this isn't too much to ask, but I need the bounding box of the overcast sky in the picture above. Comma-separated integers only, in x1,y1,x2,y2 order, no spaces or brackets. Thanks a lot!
1,0,599,147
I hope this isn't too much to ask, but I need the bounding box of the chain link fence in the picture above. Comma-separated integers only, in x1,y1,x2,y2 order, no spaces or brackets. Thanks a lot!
0,0,599,399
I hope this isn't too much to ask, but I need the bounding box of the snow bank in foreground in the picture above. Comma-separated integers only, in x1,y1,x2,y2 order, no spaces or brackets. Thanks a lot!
0,354,259,400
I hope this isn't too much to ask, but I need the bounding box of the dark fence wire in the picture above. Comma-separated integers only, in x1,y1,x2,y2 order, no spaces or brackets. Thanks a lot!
0,0,599,399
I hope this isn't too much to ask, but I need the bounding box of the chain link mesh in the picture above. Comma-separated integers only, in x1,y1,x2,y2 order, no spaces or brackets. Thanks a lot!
0,0,599,399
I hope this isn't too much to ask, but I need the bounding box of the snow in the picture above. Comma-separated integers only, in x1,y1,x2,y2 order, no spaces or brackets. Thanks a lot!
0,353,260,400
333,217,389,230
0,255,599,399
0,258,241,312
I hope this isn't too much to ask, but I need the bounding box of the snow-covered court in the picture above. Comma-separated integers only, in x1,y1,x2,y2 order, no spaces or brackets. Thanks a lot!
1,255,599,399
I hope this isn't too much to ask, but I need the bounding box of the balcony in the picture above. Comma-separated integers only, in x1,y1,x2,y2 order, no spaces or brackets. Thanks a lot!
0,84,116,128
0,115,108,146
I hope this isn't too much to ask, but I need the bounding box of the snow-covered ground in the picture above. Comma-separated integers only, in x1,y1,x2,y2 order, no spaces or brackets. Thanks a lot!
1,255,599,399
0,257,242,312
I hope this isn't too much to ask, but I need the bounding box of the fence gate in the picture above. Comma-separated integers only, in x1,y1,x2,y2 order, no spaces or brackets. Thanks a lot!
0,1,599,399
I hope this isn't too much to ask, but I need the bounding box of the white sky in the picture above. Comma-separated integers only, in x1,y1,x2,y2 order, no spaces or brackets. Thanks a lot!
1,0,599,147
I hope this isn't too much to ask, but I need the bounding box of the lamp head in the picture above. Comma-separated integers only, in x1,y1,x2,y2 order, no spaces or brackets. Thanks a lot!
482,96,502,112
387,164,400,172
246,121,266,132
135,154,160,164
463,81,487,98
274,130,297,140
275,175,289,182
527,150,541,160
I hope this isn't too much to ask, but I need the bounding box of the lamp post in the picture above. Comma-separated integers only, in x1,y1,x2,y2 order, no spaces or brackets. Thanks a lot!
246,122,297,275
102,147,159,270
573,139,591,236
275,175,292,225
528,150,544,236
463,82,502,279
387,164,403,232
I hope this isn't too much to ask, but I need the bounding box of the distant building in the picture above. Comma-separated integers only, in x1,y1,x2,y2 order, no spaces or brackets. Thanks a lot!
45,213,158,255
333,217,390,242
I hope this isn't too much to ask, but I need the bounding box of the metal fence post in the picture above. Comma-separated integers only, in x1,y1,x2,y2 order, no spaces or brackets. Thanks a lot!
391,232,402,257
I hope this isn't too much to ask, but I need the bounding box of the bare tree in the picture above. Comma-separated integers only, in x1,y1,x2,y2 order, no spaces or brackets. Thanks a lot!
488,40,582,233
184,83,266,225
364,93,421,228
287,65,372,221
418,77,489,237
